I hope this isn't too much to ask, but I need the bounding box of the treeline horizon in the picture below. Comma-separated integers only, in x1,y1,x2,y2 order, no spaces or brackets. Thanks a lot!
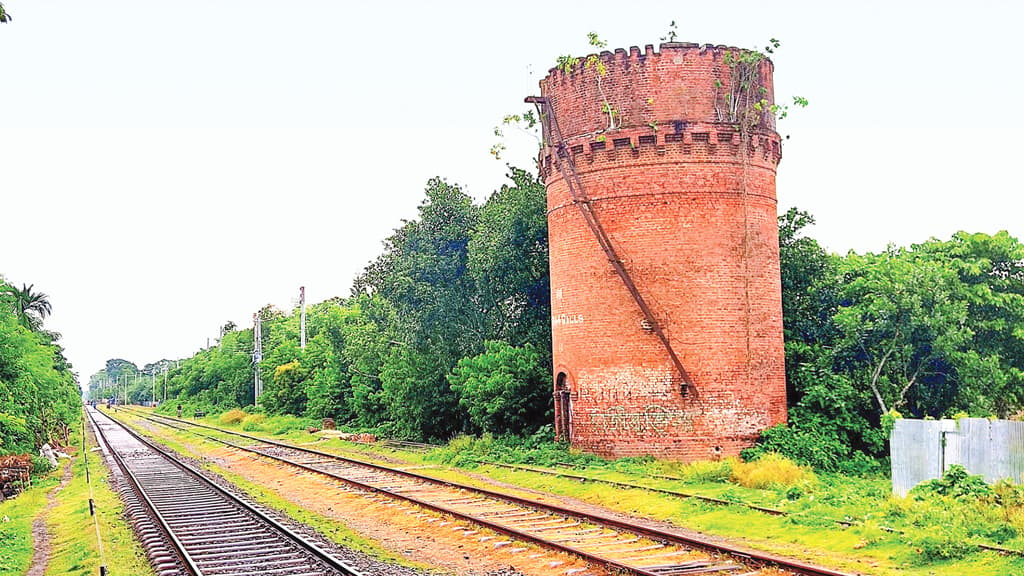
83,168,1024,474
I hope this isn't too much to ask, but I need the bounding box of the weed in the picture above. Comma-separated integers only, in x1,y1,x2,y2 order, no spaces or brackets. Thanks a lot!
218,409,248,425
912,465,991,499
678,458,734,483
907,526,975,563
730,453,814,489
241,414,266,431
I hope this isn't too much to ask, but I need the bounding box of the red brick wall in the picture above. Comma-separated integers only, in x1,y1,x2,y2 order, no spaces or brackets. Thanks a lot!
539,43,787,460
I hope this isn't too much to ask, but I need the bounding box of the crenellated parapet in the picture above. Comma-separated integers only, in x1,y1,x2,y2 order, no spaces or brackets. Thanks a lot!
537,121,782,184
540,43,778,148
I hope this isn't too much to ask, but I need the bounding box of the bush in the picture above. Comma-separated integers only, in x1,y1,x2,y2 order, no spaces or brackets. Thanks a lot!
30,454,54,475
912,464,991,499
241,414,266,431
218,409,247,425
448,341,551,436
730,453,815,489
742,423,849,472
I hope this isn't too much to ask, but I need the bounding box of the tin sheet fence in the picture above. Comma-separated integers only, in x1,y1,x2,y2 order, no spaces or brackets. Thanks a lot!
891,418,1024,496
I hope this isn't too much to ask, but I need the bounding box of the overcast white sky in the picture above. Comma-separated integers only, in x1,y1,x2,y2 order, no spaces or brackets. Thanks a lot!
2,1,1022,383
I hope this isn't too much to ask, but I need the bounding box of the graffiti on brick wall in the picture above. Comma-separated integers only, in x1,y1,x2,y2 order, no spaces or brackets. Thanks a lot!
591,404,690,435
552,313,585,326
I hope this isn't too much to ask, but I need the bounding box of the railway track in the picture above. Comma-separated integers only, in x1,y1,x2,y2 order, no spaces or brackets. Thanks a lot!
86,406,364,576
119,408,858,576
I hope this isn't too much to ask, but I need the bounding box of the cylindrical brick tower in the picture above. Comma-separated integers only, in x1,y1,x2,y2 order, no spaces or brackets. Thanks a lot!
537,42,787,460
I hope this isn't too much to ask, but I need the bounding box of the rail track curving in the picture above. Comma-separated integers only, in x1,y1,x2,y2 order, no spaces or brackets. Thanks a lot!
119,408,858,576
86,406,365,576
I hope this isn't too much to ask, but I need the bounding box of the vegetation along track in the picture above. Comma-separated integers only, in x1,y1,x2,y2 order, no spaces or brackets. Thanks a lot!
86,406,364,576
120,408,856,576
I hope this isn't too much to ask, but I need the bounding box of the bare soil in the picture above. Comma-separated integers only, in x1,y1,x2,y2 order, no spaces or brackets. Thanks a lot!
207,443,600,576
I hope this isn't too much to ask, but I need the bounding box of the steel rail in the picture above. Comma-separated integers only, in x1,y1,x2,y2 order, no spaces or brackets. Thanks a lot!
87,407,201,576
90,407,365,576
126,409,856,576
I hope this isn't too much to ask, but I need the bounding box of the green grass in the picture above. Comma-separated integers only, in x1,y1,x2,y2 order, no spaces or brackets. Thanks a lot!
0,473,53,576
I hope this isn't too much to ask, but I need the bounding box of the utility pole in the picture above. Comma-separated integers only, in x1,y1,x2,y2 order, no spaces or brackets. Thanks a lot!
152,372,156,406
299,286,306,350
163,366,168,402
253,312,263,406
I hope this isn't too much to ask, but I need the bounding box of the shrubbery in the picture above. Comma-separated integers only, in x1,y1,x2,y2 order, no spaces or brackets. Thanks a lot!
0,413,33,454
912,464,991,499
29,454,54,475
729,453,814,489
448,341,551,435
742,421,883,475
218,409,247,425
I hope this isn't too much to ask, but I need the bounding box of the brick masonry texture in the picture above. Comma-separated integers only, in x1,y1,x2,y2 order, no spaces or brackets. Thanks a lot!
539,43,787,460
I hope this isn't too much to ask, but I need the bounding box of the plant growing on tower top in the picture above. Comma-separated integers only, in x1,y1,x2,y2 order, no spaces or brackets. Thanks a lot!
555,32,618,131
715,38,808,135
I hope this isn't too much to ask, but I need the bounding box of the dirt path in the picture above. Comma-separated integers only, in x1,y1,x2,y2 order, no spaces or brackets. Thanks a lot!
25,460,73,576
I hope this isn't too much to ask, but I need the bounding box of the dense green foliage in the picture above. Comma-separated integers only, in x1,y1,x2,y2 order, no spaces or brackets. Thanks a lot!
0,277,80,453
762,213,1024,471
449,341,551,435
134,169,552,441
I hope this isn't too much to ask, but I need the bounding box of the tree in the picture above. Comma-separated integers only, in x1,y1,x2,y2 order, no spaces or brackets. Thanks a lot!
0,3,11,24
266,360,308,415
833,250,970,416
449,341,551,435
468,168,551,351
342,296,392,427
358,177,482,360
381,345,456,440
2,283,53,331
907,232,1024,416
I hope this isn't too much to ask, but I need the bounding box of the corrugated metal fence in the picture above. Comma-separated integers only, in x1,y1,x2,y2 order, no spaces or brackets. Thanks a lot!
891,418,1024,496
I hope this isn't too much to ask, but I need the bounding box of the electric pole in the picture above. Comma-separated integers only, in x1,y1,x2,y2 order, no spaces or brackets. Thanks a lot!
253,312,263,406
299,286,307,350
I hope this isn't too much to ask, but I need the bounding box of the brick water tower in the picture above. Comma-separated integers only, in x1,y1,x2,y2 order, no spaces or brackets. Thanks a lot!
531,42,787,460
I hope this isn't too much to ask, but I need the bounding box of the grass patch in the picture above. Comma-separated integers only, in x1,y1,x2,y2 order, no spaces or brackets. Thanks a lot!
0,475,52,576
241,413,266,431
729,453,814,489
218,409,247,425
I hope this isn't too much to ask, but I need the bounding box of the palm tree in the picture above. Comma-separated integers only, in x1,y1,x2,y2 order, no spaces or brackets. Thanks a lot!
2,283,52,330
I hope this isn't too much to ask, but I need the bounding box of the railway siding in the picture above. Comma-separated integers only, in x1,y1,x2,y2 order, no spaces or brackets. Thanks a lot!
121,409,855,576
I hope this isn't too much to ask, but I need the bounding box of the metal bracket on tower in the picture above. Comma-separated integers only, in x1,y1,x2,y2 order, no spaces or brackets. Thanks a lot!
526,96,692,391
